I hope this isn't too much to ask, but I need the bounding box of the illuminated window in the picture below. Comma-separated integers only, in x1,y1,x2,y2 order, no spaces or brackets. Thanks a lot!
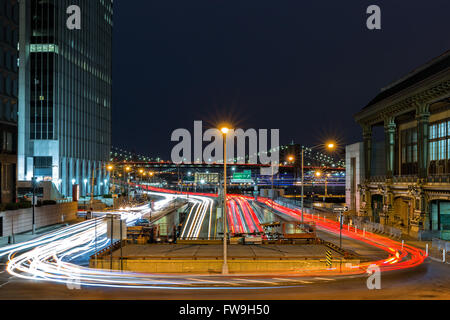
429,118,449,174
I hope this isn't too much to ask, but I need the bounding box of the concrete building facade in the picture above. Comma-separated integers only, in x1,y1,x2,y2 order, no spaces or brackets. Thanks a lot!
345,142,364,215
0,0,18,206
17,0,113,199
353,51,450,240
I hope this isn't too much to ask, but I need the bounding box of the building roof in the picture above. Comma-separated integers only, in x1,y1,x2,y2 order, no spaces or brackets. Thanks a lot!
363,50,450,110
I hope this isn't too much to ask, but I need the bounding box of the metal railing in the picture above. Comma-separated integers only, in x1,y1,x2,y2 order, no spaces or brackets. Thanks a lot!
275,198,313,214
276,198,404,240
427,175,450,184
369,176,387,183
354,220,402,239
392,175,418,183
432,238,450,252
418,230,442,241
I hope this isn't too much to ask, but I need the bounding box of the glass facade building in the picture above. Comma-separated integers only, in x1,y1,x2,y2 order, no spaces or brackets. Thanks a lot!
18,0,113,198
0,0,18,204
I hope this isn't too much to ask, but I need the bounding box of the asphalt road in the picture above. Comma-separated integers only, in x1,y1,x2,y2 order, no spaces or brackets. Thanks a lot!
0,258,449,300
0,196,444,300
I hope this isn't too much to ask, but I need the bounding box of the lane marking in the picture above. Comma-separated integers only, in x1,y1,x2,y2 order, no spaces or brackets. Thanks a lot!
272,278,299,282
272,277,312,284
186,278,226,284
234,278,276,285
314,277,335,281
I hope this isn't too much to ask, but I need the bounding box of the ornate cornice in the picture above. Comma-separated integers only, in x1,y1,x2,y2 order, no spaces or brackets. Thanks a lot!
355,75,450,126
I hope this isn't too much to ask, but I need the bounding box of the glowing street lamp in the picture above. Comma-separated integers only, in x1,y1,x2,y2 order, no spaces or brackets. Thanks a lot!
300,142,336,223
221,126,230,275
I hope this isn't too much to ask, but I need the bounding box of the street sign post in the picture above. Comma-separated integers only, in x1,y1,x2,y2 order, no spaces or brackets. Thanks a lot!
106,214,127,271
333,205,348,213
332,205,348,249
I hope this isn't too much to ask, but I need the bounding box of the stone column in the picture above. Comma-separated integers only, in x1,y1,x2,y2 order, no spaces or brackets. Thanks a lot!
362,124,373,181
416,103,430,179
384,117,396,178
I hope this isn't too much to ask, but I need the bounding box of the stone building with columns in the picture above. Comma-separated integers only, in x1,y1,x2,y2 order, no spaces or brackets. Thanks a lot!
353,51,450,240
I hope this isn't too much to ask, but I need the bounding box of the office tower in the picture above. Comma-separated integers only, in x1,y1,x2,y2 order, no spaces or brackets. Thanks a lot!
0,0,19,205
18,0,113,198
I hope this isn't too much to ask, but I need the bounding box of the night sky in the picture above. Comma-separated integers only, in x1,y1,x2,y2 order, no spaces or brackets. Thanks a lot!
112,0,450,159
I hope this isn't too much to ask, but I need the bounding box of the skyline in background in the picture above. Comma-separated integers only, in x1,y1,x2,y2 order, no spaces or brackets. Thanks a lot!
112,0,450,158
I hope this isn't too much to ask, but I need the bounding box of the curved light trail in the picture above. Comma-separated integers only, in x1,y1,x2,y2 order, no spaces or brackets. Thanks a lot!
0,189,427,290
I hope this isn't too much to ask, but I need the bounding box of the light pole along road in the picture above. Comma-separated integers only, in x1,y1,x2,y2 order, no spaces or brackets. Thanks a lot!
221,126,230,275
297,142,336,224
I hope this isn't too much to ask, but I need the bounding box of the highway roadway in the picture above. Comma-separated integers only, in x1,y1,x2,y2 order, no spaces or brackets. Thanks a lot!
0,188,440,299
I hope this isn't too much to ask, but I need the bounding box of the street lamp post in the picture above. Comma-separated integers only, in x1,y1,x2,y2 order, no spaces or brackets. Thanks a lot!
90,164,114,211
31,176,38,235
339,212,343,249
301,143,336,223
301,149,304,223
221,127,229,275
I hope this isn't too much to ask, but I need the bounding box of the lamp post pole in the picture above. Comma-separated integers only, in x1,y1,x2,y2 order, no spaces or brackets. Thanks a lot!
300,144,336,223
32,177,37,234
222,129,229,275
301,148,304,224
91,166,95,208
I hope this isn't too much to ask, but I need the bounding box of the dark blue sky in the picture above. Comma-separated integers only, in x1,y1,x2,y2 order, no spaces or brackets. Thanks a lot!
112,0,450,158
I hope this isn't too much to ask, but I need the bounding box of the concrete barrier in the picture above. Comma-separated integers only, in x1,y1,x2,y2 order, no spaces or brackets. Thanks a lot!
91,257,360,274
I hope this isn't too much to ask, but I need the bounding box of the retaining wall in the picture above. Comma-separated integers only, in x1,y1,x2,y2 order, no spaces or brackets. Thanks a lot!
91,258,360,274
0,202,78,237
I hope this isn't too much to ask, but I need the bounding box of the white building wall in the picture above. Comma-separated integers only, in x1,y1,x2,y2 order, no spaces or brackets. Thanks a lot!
345,142,365,214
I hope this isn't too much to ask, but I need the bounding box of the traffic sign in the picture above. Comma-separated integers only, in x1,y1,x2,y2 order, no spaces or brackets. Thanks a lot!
233,170,252,180
333,205,348,212
232,170,253,183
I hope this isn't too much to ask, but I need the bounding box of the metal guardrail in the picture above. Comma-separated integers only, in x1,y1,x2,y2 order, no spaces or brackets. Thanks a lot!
418,230,442,241
276,198,403,240
432,238,450,251
352,218,402,240
92,240,122,259
275,198,311,213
